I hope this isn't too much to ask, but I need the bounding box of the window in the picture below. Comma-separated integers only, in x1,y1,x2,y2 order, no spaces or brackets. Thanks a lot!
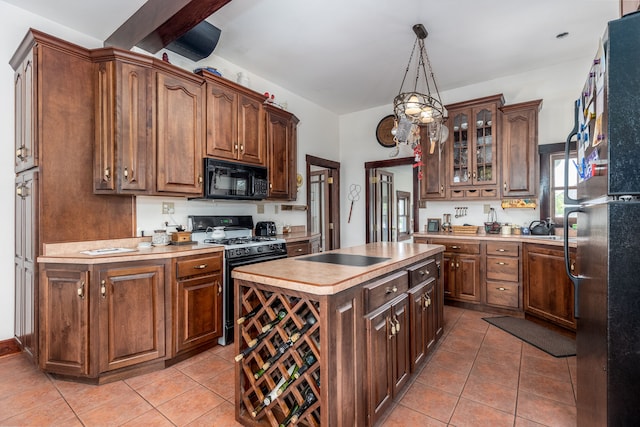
539,142,577,227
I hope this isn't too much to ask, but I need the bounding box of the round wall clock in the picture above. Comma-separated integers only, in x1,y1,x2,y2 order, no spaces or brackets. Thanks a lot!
375,115,397,148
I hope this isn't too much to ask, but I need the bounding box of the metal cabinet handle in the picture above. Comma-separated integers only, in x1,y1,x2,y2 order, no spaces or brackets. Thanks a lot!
389,317,396,338
497,262,507,265
100,280,107,298
104,167,111,181
504,182,507,191
78,281,85,299
450,245,460,249
123,167,129,179
497,248,506,252
394,316,401,333
217,281,222,295
419,270,429,276
240,144,244,153
440,184,444,193
497,287,506,291
16,146,27,160
385,285,398,294
194,264,208,269
423,294,431,309
198,175,203,185
16,184,28,198
296,248,303,252
456,262,460,268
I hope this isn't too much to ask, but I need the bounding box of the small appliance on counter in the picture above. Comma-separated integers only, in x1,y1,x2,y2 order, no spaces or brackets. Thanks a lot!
255,221,276,237
528,219,555,235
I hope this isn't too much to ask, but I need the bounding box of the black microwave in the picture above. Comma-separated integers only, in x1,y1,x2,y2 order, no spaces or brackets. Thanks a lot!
203,158,268,200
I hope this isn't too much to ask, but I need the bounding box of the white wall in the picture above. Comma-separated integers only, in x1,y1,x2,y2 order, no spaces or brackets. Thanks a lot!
338,56,594,247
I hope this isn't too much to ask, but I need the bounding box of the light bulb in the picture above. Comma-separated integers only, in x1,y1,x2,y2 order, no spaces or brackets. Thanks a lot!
404,95,421,116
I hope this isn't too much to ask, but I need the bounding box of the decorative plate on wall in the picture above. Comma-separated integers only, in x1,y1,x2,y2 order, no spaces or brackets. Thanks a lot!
375,115,397,148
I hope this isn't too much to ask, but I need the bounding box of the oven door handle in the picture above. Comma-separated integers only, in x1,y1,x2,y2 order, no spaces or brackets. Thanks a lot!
227,253,288,269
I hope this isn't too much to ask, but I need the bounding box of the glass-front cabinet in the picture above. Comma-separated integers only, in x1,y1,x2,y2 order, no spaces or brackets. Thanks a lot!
446,95,504,198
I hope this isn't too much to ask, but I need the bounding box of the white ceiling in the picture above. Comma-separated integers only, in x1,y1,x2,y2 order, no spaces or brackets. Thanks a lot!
4,0,620,114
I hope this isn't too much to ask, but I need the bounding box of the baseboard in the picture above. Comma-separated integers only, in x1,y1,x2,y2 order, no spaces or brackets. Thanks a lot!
0,338,21,358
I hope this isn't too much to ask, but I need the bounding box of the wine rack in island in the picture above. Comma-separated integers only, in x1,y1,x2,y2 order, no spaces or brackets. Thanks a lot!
235,284,321,426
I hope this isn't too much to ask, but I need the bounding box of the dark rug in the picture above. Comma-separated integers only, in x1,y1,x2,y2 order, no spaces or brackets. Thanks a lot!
482,316,576,358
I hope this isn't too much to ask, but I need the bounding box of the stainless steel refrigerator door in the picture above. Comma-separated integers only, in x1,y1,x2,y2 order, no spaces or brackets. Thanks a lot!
577,201,640,426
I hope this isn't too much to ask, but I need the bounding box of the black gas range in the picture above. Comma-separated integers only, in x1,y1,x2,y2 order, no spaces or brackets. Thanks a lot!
188,215,288,345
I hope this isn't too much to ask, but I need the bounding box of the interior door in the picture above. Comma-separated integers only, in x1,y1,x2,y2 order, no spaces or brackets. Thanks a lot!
310,169,330,252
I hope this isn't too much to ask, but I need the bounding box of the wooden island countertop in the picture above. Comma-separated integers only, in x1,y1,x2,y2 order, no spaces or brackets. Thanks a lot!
231,241,444,295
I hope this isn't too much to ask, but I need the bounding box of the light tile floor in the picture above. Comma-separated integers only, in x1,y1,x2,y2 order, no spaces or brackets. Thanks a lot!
0,306,576,426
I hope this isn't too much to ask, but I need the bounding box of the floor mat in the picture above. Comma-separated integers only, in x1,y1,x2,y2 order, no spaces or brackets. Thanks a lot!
483,316,576,357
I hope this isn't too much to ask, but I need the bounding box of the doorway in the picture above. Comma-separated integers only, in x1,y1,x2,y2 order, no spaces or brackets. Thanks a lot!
306,155,340,250
365,157,419,243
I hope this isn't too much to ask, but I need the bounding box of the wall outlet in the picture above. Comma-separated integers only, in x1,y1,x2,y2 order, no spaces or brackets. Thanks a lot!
162,202,175,214
483,204,491,214
257,204,265,214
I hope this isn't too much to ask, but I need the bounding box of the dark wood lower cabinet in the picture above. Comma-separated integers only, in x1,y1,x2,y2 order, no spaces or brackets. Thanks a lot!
524,244,577,331
97,263,166,373
38,251,224,383
235,251,443,427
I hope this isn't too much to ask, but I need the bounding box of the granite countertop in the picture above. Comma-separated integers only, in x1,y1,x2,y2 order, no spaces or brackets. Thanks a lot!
37,237,224,264
276,231,320,243
413,231,577,248
231,242,444,296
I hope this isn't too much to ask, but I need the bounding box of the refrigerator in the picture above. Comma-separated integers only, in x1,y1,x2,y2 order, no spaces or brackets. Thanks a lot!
563,11,640,427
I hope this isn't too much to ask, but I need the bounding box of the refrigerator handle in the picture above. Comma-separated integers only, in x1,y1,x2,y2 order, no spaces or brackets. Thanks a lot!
564,206,583,318
564,100,579,206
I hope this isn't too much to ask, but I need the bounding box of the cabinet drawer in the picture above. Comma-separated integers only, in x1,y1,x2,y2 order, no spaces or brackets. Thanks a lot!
486,256,519,282
176,255,222,279
287,241,311,257
486,242,520,257
364,271,409,313
430,239,480,254
408,258,437,287
486,282,520,308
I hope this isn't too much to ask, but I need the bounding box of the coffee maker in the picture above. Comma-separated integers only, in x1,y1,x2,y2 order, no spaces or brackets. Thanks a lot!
442,213,452,232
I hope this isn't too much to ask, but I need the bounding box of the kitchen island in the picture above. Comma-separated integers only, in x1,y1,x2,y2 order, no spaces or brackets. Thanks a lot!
231,242,444,426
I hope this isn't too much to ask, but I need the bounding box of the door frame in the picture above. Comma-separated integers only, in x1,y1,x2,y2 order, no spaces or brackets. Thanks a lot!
306,155,341,250
364,157,419,243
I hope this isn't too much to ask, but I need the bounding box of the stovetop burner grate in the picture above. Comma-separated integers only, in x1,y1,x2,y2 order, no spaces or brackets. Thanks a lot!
204,236,278,245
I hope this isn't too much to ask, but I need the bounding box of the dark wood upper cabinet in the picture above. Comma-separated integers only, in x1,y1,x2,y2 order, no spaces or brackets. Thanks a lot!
500,100,543,198
266,105,299,200
156,70,204,195
205,78,265,166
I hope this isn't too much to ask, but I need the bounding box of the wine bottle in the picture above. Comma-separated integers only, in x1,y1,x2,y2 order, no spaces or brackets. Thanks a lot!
251,365,295,417
293,351,317,379
237,304,262,324
289,314,317,343
261,339,294,370
261,310,287,333
276,364,299,395
279,388,317,426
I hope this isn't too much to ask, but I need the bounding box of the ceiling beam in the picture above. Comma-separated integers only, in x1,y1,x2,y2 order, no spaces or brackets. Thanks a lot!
104,0,231,52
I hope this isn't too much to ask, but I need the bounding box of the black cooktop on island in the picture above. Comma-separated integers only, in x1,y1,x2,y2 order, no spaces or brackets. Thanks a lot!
299,253,390,267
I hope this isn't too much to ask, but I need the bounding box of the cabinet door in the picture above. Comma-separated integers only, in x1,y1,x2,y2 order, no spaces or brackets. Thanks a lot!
98,263,166,372
14,49,36,173
266,107,298,200
40,268,89,376
441,253,456,298
15,171,38,360
524,245,576,330
424,280,437,352
95,61,152,193
420,131,446,199
175,273,223,354
237,93,264,165
456,254,481,302
156,72,204,195
501,100,541,197
449,110,471,187
365,306,393,425
408,281,428,371
472,105,498,186
205,80,238,161
391,295,410,394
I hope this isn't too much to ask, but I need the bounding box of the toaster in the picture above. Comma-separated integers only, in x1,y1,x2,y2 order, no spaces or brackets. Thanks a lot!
255,221,277,236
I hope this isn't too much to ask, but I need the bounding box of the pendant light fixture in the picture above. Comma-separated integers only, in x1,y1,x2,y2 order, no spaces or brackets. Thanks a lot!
392,24,448,156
